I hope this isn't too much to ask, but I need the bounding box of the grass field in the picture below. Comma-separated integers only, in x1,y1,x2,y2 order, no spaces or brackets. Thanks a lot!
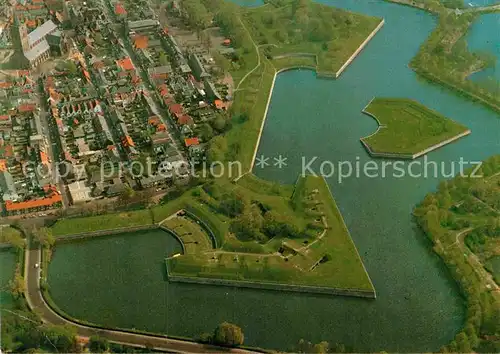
0,226,23,244
51,209,154,237
361,98,470,155
242,1,382,73
163,215,213,254
485,256,500,285
167,175,374,292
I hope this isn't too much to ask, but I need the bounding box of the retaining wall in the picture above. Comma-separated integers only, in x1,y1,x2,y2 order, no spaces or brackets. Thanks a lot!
360,100,472,159
56,224,158,242
167,274,376,299
360,130,471,160
335,19,385,78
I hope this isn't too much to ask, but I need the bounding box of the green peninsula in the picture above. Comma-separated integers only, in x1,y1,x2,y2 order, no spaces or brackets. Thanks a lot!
166,175,375,297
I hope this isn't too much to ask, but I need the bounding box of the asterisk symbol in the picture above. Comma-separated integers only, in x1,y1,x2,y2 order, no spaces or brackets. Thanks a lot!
274,155,287,168
255,155,270,168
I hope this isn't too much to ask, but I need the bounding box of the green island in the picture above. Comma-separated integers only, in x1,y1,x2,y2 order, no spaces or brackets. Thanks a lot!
414,155,500,353
361,98,471,159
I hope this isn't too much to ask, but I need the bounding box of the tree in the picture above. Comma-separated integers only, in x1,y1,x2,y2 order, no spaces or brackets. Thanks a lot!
89,335,109,353
9,273,25,299
1,228,24,249
219,192,247,217
40,325,77,352
200,123,214,141
32,227,55,247
230,207,265,242
213,322,244,347
64,61,78,75
313,341,330,353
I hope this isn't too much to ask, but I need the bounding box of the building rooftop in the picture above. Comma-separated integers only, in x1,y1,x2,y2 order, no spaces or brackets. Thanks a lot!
4,186,61,211
24,39,49,62
27,19,56,47
128,19,159,30
148,65,172,76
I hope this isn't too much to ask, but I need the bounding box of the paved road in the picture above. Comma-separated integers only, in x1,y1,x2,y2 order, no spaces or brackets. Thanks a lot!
24,247,257,353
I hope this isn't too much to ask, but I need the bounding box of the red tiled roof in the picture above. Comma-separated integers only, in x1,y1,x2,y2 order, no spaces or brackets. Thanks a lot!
122,135,135,147
116,57,134,71
115,3,127,15
148,116,161,126
184,137,199,147
178,114,193,126
168,103,183,116
133,35,148,49
5,187,61,212
18,104,36,112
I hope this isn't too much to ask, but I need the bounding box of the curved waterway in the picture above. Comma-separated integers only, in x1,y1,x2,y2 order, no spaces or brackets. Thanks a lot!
48,1,500,352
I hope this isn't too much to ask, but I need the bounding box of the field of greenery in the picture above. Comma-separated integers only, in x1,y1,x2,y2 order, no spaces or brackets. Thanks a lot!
414,155,500,352
163,216,213,254
410,10,500,113
51,209,154,237
362,98,469,155
168,175,374,291
242,0,382,73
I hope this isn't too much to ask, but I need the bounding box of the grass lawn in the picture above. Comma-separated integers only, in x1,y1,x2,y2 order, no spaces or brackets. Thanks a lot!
51,209,154,237
163,215,213,254
361,98,470,155
485,256,500,285
0,226,23,244
167,175,375,292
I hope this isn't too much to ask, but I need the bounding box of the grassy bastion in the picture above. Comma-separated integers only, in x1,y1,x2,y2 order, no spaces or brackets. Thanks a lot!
360,98,471,159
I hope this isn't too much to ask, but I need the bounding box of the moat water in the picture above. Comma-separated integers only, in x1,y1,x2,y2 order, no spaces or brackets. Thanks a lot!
48,1,500,351
0,249,17,308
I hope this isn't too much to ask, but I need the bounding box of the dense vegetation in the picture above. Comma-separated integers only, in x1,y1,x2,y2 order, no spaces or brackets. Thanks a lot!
414,155,500,352
411,10,500,113
361,98,469,155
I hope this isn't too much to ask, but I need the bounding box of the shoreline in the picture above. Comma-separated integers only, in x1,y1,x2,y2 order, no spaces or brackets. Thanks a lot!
335,19,385,78
166,274,376,299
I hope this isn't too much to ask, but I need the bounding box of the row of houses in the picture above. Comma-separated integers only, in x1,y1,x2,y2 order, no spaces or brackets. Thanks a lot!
0,70,62,215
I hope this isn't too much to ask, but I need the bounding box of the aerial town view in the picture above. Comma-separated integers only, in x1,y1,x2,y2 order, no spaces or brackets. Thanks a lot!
0,0,499,352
